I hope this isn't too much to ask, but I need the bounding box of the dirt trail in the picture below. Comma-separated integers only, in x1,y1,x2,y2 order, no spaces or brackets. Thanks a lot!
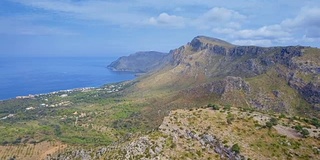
273,125,301,138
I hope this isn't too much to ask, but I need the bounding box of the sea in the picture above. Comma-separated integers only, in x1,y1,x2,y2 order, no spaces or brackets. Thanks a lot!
0,57,135,100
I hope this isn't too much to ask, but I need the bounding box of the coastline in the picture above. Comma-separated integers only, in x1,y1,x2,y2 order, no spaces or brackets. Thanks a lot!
0,79,132,102
0,57,136,101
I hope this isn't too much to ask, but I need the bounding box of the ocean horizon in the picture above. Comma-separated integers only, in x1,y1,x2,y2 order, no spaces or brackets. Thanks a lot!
0,56,135,100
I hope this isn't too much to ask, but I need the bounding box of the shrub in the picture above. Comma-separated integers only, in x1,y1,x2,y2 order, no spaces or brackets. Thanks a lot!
231,143,240,154
207,103,220,110
266,122,273,129
311,118,320,128
279,114,286,119
294,125,303,132
226,113,235,125
223,104,231,111
301,129,309,138
270,117,278,126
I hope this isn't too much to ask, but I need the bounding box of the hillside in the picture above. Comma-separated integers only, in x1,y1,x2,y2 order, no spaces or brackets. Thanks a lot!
107,51,170,73
129,36,320,118
51,107,320,159
0,36,319,160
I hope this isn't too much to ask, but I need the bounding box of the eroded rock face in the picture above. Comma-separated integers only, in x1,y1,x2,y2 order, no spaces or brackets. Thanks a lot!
203,76,251,95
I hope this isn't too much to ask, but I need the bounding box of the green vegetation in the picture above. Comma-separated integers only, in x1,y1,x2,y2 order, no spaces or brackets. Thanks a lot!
0,82,149,146
207,103,220,110
226,113,235,125
231,143,240,154
310,118,320,128
300,129,310,138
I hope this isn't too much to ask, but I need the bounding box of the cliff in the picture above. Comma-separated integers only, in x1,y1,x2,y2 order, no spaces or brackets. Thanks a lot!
130,36,320,116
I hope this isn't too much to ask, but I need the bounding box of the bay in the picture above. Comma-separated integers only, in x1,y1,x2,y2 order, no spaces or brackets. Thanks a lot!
0,57,135,100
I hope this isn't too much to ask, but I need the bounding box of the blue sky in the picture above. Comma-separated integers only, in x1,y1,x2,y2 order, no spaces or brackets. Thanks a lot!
0,0,320,57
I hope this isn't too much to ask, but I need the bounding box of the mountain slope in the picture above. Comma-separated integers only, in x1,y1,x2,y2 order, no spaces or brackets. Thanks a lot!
128,36,320,117
107,51,170,73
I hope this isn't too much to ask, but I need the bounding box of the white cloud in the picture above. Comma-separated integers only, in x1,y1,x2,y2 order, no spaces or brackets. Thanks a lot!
235,25,290,39
7,0,320,47
194,7,246,29
212,25,290,40
232,39,272,46
281,7,320,39
147,13,186,28
282,7,320,28
202,7,246,22
213,6,320,46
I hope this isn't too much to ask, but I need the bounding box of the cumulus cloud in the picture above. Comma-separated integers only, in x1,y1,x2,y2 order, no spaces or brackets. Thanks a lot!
7,0,320,47
148,13,186,28
235,25,290,39
281,7,320,38
202,7,246,22
232,39,272,46
213,6,320,46
212,25,290,40
194,7,246,29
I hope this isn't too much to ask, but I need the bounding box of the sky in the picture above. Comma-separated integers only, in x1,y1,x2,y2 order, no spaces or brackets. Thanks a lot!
0,0,320,57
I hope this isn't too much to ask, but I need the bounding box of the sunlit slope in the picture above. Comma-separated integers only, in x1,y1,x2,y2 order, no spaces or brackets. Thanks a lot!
126,36,320,117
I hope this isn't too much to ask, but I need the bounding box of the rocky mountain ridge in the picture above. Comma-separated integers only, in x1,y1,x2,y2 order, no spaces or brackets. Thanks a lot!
130,36,319,116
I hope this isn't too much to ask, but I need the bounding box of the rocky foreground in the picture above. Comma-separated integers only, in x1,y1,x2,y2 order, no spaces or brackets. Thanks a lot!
47,106,320,160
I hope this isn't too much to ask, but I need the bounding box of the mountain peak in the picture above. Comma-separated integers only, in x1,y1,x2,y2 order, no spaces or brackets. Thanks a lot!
190,36,234,50
191,36,233,46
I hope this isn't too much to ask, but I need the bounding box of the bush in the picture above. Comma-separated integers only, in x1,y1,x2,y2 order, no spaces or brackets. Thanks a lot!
226,113,235,125
265,117,278,129
294,125,309,138
231,143,240,154
301,129,309,138
279,114,286,119
207,104,220,110
266,122,273,129
294,125,303,132
223,104,231,111
311,118,320,128
270,117,278,126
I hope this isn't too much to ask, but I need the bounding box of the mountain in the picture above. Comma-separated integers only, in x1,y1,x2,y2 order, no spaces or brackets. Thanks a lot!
128,35,320,117
107,51,171,73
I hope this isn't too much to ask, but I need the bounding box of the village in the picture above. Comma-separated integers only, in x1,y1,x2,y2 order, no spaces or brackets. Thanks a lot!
0,82,126,121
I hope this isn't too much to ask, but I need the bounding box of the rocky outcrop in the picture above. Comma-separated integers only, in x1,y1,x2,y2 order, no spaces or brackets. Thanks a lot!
205,76,251,95
107,51,171,73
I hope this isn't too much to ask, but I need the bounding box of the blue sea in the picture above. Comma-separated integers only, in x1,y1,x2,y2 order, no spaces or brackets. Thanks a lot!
0,57,135,100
